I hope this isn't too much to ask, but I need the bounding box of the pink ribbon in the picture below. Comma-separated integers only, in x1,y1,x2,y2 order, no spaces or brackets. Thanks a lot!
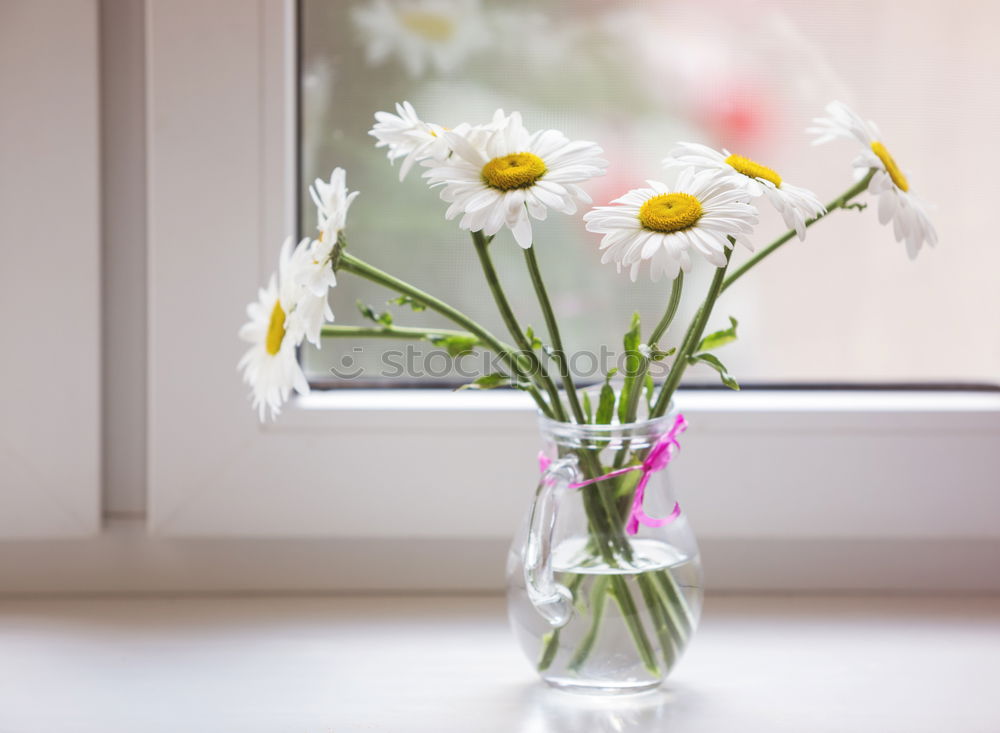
538,414,687,536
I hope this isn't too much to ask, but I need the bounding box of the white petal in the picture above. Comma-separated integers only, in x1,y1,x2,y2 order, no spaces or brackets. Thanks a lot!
510,211,533,248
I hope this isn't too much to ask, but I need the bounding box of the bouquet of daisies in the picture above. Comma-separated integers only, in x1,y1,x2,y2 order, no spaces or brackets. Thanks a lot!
239,100,935,423
237,98,936,685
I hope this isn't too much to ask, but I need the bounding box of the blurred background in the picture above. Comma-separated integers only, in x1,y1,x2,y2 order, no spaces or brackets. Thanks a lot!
300,0,1000,388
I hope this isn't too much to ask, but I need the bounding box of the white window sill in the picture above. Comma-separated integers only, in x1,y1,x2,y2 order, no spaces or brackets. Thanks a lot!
0,593,996,732
286,386,1000,429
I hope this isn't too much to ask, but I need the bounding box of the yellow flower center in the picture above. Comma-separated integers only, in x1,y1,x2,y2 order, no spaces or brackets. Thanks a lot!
724,154,782,187
870,141,909,192
265,300,286,356
481,152,547,191
638,193,703,233
399,11,455,42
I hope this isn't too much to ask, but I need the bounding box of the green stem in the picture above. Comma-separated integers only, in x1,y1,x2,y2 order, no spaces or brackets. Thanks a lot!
609,575,660,676
637,572,680,671
338,252,551,417
469,232,567,421
568,575,611,672
648,272,686,350
622,273,685,427
649,570,693,641
610,275,685,472
651,248,733,418
320,324,473,341
522,246,586,424
721,170,875,295
537,572,585,672
520,242,639,552
571,463,664,673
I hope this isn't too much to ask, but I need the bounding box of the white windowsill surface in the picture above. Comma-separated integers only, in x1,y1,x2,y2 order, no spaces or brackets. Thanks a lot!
1,594,997,732
291,387,1000,417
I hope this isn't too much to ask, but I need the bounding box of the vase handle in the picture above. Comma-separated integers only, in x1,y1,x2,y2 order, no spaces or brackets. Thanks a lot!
523,455,577,628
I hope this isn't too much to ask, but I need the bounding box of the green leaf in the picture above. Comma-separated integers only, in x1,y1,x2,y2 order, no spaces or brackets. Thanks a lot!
582,391,594,424
618,312,643,424
649,346,676,362
596,380,616,424
427,334,478,357
689,352,740,390
356,300,379,323
613,469,642,500
388,294,426,312
595,369,618,425
644,373,655,410
356,300,392,326
456,372,509,391
623,312,641,353
697,316,739,352
524,326,543,350
357,300,393,326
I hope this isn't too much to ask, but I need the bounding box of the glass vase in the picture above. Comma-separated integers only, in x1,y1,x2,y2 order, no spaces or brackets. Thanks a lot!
506,410,703,695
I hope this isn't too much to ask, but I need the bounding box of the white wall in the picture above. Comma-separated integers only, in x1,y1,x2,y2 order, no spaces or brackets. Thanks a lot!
0,0,101,536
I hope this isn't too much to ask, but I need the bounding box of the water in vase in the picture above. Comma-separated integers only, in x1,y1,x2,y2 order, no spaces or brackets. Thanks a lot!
508,537,703,694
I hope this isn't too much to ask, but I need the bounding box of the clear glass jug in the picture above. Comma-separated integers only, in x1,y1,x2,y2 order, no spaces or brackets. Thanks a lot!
506,410,703,695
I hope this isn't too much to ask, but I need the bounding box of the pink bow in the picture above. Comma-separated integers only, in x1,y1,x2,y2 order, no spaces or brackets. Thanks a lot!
538,413,687,535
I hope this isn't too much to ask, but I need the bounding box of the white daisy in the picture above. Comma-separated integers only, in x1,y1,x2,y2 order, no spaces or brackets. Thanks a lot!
301,167,357,309
369,101,465,181
583,168,758,282
423,110,608,248
238,238,310,421
808,101,937,258
309,167,359,254
665,142,825,240
350,0,486,78
287,238,335,349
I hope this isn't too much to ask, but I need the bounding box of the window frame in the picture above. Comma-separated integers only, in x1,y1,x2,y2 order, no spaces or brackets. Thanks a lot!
146,0,1000,586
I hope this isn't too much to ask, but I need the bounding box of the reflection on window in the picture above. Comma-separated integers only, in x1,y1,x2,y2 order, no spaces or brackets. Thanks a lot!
300,0,998,388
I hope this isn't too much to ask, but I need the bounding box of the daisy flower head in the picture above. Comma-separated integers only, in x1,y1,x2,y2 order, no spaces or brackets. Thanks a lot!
369,101,465,181
423,110,608,248
301,167,357,311
665,142,825,240
583,168,758,282
238,238,311,421
808,101,937,258
287,238,335,349
350,0,486,78
309,167,359,251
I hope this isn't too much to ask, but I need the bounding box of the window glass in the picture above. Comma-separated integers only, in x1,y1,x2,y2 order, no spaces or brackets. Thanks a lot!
300,0,999,388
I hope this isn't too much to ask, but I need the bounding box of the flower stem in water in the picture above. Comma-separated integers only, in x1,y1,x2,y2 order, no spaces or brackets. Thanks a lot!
568,575,611,672
609,575,660,677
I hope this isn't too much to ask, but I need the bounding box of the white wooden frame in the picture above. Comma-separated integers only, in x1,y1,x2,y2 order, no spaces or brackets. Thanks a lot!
0,0,101,538
146,0,1000,584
